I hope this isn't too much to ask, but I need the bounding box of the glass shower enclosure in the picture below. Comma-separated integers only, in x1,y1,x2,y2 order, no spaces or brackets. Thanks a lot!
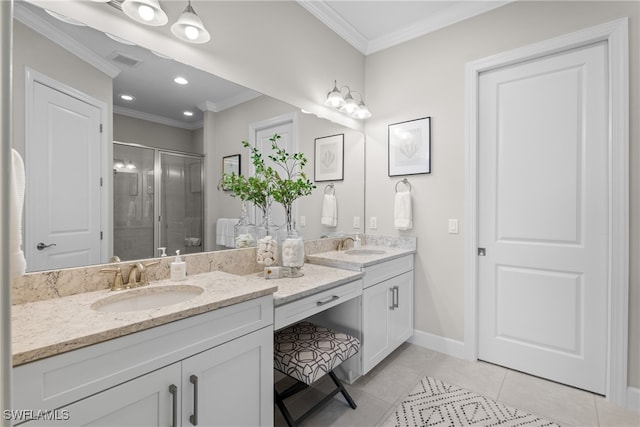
113,142,204,261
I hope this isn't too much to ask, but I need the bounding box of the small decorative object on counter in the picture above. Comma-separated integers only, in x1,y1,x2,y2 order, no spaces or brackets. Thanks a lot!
234,202,255,248
257,235,278,267
264,266,282,279
158,247,167,257
170,250,186,281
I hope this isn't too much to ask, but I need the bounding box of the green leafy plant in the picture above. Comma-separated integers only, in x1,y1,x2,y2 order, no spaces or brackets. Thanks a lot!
220,134,315,233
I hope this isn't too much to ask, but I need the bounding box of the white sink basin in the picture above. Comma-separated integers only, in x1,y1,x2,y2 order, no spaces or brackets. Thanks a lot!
344,249,386,255
91,285,204,313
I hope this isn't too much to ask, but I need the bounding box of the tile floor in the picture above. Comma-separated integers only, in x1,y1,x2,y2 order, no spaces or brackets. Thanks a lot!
274,343,640,426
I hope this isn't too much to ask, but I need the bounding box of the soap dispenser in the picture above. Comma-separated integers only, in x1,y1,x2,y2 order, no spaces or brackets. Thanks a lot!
170,250,186,281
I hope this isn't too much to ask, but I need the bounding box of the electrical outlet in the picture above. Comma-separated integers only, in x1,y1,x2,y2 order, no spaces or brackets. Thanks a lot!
370,216,377,230
353,216,360,229
448,219,459,234
299,216,306,227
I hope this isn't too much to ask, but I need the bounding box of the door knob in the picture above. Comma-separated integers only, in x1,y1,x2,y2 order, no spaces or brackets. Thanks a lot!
36,242,57,250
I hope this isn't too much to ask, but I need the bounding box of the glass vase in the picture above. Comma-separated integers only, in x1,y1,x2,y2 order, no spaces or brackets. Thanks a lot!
234,202,255,248
256,202,279,267
281,204,304,277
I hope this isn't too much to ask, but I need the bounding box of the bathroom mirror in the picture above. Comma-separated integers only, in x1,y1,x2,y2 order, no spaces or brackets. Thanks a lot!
12,1,365,272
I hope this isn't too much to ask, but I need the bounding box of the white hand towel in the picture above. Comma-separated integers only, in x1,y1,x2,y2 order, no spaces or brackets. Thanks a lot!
216,218,238,248
321,194,337,227
11,149,27,277
394,190,413,230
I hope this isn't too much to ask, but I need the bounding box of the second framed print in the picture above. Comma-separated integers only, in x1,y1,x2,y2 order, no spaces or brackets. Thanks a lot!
388,117,431,176
314,134,344,182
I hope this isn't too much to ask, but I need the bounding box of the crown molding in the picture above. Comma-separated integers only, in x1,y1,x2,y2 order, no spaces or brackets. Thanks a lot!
198,92,262,113
114,106,203,130
296,0,369,54
367,1,511,54
298,0,513,55
13,2,121,78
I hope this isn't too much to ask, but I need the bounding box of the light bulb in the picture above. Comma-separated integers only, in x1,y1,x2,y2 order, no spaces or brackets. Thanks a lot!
185,26,199,40
138,4,155,21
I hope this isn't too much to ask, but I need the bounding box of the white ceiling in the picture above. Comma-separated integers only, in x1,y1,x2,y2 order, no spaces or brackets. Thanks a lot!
16,1,510,128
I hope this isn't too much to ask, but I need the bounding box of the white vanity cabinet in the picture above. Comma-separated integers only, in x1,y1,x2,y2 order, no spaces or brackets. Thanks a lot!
13,295,274,426
361,255,414,374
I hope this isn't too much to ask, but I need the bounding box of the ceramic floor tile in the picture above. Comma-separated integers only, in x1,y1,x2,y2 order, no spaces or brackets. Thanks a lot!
595,396,640,426
498,370,598,426
351,359,422,404
419,352,507,400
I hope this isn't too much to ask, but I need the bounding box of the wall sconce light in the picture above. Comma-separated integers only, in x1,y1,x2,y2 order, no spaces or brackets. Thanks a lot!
325,80,371,119
121,0,168,26
119,0,210,44
171,0,211,44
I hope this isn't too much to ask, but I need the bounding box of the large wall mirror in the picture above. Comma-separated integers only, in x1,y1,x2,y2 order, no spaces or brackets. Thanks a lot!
12,0,365,273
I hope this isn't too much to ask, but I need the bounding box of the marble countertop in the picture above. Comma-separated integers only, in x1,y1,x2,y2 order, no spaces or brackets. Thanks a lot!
11,271,277,367
12,246,409,367
306,245,416,270
243,263,364,306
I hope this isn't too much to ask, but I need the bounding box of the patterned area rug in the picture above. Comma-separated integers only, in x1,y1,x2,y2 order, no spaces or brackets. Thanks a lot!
382,376,561,427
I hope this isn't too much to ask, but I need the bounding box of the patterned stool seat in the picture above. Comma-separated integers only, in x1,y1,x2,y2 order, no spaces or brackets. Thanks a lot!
274,321,359,427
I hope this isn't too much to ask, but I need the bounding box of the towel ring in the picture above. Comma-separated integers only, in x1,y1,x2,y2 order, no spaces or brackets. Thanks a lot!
324,183,335,195
395,178,412,193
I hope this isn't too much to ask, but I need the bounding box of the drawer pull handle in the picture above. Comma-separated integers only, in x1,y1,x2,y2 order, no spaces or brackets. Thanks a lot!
190,374,199,426
169,384,178,427
317,295,339,306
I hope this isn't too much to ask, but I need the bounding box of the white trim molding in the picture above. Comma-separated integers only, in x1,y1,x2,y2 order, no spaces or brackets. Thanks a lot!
464,18,629,407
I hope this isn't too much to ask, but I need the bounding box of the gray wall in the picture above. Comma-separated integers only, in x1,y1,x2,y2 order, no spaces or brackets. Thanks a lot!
364,0,639,388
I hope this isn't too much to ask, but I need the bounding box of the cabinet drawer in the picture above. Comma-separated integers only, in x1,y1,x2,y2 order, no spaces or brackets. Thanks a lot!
13,295,273,414
275,279,362,330
362,255,413,288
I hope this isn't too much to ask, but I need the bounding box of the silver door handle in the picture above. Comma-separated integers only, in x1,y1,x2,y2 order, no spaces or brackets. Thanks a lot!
169,384,178,427
36,242,57,250
190,374,199,426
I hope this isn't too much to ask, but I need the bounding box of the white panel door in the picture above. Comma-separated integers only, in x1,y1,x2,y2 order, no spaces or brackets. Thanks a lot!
26,81,103,271
478,42,608,394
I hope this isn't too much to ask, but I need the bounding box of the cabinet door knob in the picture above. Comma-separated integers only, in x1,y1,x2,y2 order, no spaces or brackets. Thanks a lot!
190,375,199,426
169,384,178,427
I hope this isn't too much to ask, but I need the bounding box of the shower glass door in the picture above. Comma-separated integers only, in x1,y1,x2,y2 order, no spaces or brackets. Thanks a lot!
158,152,204,257
113,143,204,261
113,143,155,261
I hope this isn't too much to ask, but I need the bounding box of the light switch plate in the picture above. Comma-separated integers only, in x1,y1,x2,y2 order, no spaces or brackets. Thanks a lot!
370,216,378,230
353,216,360,229
299,216,306,227
448,219,459,234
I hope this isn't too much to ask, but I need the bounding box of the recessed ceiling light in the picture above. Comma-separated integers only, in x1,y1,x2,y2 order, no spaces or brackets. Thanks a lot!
105,33,136,46
120,94,136,101
183,111,194,117
174,77,188,85
44,9,86,26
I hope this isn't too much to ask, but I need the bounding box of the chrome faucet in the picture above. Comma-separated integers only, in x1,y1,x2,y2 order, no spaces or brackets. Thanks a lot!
337,237,355,251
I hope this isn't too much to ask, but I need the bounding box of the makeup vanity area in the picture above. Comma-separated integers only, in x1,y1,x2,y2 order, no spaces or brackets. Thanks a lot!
10,237,415,426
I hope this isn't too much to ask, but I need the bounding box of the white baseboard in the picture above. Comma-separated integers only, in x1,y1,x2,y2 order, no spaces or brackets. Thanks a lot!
627,386,640,413
409,329,466,360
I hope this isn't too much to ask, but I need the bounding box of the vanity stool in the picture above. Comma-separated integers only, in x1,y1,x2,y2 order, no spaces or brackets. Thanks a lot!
274,321,359,427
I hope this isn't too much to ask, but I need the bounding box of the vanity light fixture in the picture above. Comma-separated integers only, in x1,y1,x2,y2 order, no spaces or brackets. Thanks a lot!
171,0,211,44
325,80,371,119
113,160,125,169
125,161,137,170
121,0,168,26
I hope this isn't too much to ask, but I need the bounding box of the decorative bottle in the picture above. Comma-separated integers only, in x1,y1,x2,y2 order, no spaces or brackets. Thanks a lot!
234,202,255,248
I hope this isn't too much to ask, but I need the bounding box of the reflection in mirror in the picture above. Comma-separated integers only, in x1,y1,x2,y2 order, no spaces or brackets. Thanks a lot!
12,0,364,273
